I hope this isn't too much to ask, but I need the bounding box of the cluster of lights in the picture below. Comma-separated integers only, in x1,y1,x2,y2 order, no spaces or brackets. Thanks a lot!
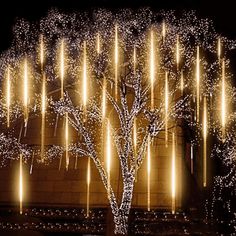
0,9,235,234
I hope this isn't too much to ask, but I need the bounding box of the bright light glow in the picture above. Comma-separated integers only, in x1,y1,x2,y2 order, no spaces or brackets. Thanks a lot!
190,143,194,174
6,67,11,127
97,33,101,54
221,60,226,140
196,46,200,122
165,72,169,147
180,70,184,95
218,37,221,59
203,97,207,187
102,78,106,119
19,154,23,215
176,35,180,66
150,30,155,109
171,132,176,214
41,75,46,115
86,157,91,217
40,35,44,67
162,21,166,39
23,59,28,123
147,136,151,211
60,39,64,99
65,112,69,170
115,25,118,100
133,118,138,182
133,45,136,73
41,74,46,162
106,119,111,197
83,41,87,108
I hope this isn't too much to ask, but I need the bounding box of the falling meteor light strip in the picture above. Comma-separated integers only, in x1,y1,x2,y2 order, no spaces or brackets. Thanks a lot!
218,37,221,60
41,74,46,162
40,35,44,68
86,157,91,218
133,118,138,182
165,72,169,147
18,123,23,143
58,39,65,168
171,132,176,214
133,45,136,74
65,112,69,170
106,119,111,198
74,153,78,169
115,25,118,100
221,60,226,141
196,46,200,122
60,39,65,99
102,78,106,119
97,33,100,54
162,21,166,40
176,35,180,68
30,151,35,175
19,154,23,215
190,143,194,174
203,97,207,187
180,70,184,95
23,59,28,126
6,67,11,128
83,41,87,112
150,30,155,109
101,78,106,164
147,136,151,211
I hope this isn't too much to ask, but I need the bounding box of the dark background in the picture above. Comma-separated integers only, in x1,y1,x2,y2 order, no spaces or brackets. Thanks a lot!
0,0,235,52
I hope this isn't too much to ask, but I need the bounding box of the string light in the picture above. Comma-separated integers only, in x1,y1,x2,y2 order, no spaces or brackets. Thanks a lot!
171,132,176,214
150,30,155,109
203,97,207,187
6,67,11,128
19,154,23,215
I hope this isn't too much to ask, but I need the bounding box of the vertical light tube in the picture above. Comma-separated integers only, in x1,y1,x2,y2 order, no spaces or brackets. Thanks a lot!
86,157,91,217
65,112,69,170
180,70,184,95
203,97,207,187
133,118,137,181
41,74,46,162
97,33,100,54
6,67,11,128
107,120,111,197
115,25,118,100
196,46,200,122
190,143,194,174
147,136,151,211
171,132,176,214
19,154,23,215
221,60,226,141
133,45,136,74
176,35,180,68
60,39,64,99
23,59,28,125
83,41,87,110
165,72,169,147
150,30,155,109
40,35,44,68
162,21,166,40
102,78,106,119
218,37,221,60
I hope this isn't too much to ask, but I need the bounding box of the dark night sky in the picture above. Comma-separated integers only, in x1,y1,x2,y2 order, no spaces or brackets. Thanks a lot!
0,0,235,52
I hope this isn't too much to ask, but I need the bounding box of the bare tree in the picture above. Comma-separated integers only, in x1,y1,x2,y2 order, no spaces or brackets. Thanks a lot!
0,9,236,234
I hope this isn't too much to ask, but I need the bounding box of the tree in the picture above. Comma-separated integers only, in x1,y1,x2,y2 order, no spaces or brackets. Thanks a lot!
0,9,236,234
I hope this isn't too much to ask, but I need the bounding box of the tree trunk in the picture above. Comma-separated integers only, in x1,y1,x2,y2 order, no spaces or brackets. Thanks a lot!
114,208,129,235
113,175,134,235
